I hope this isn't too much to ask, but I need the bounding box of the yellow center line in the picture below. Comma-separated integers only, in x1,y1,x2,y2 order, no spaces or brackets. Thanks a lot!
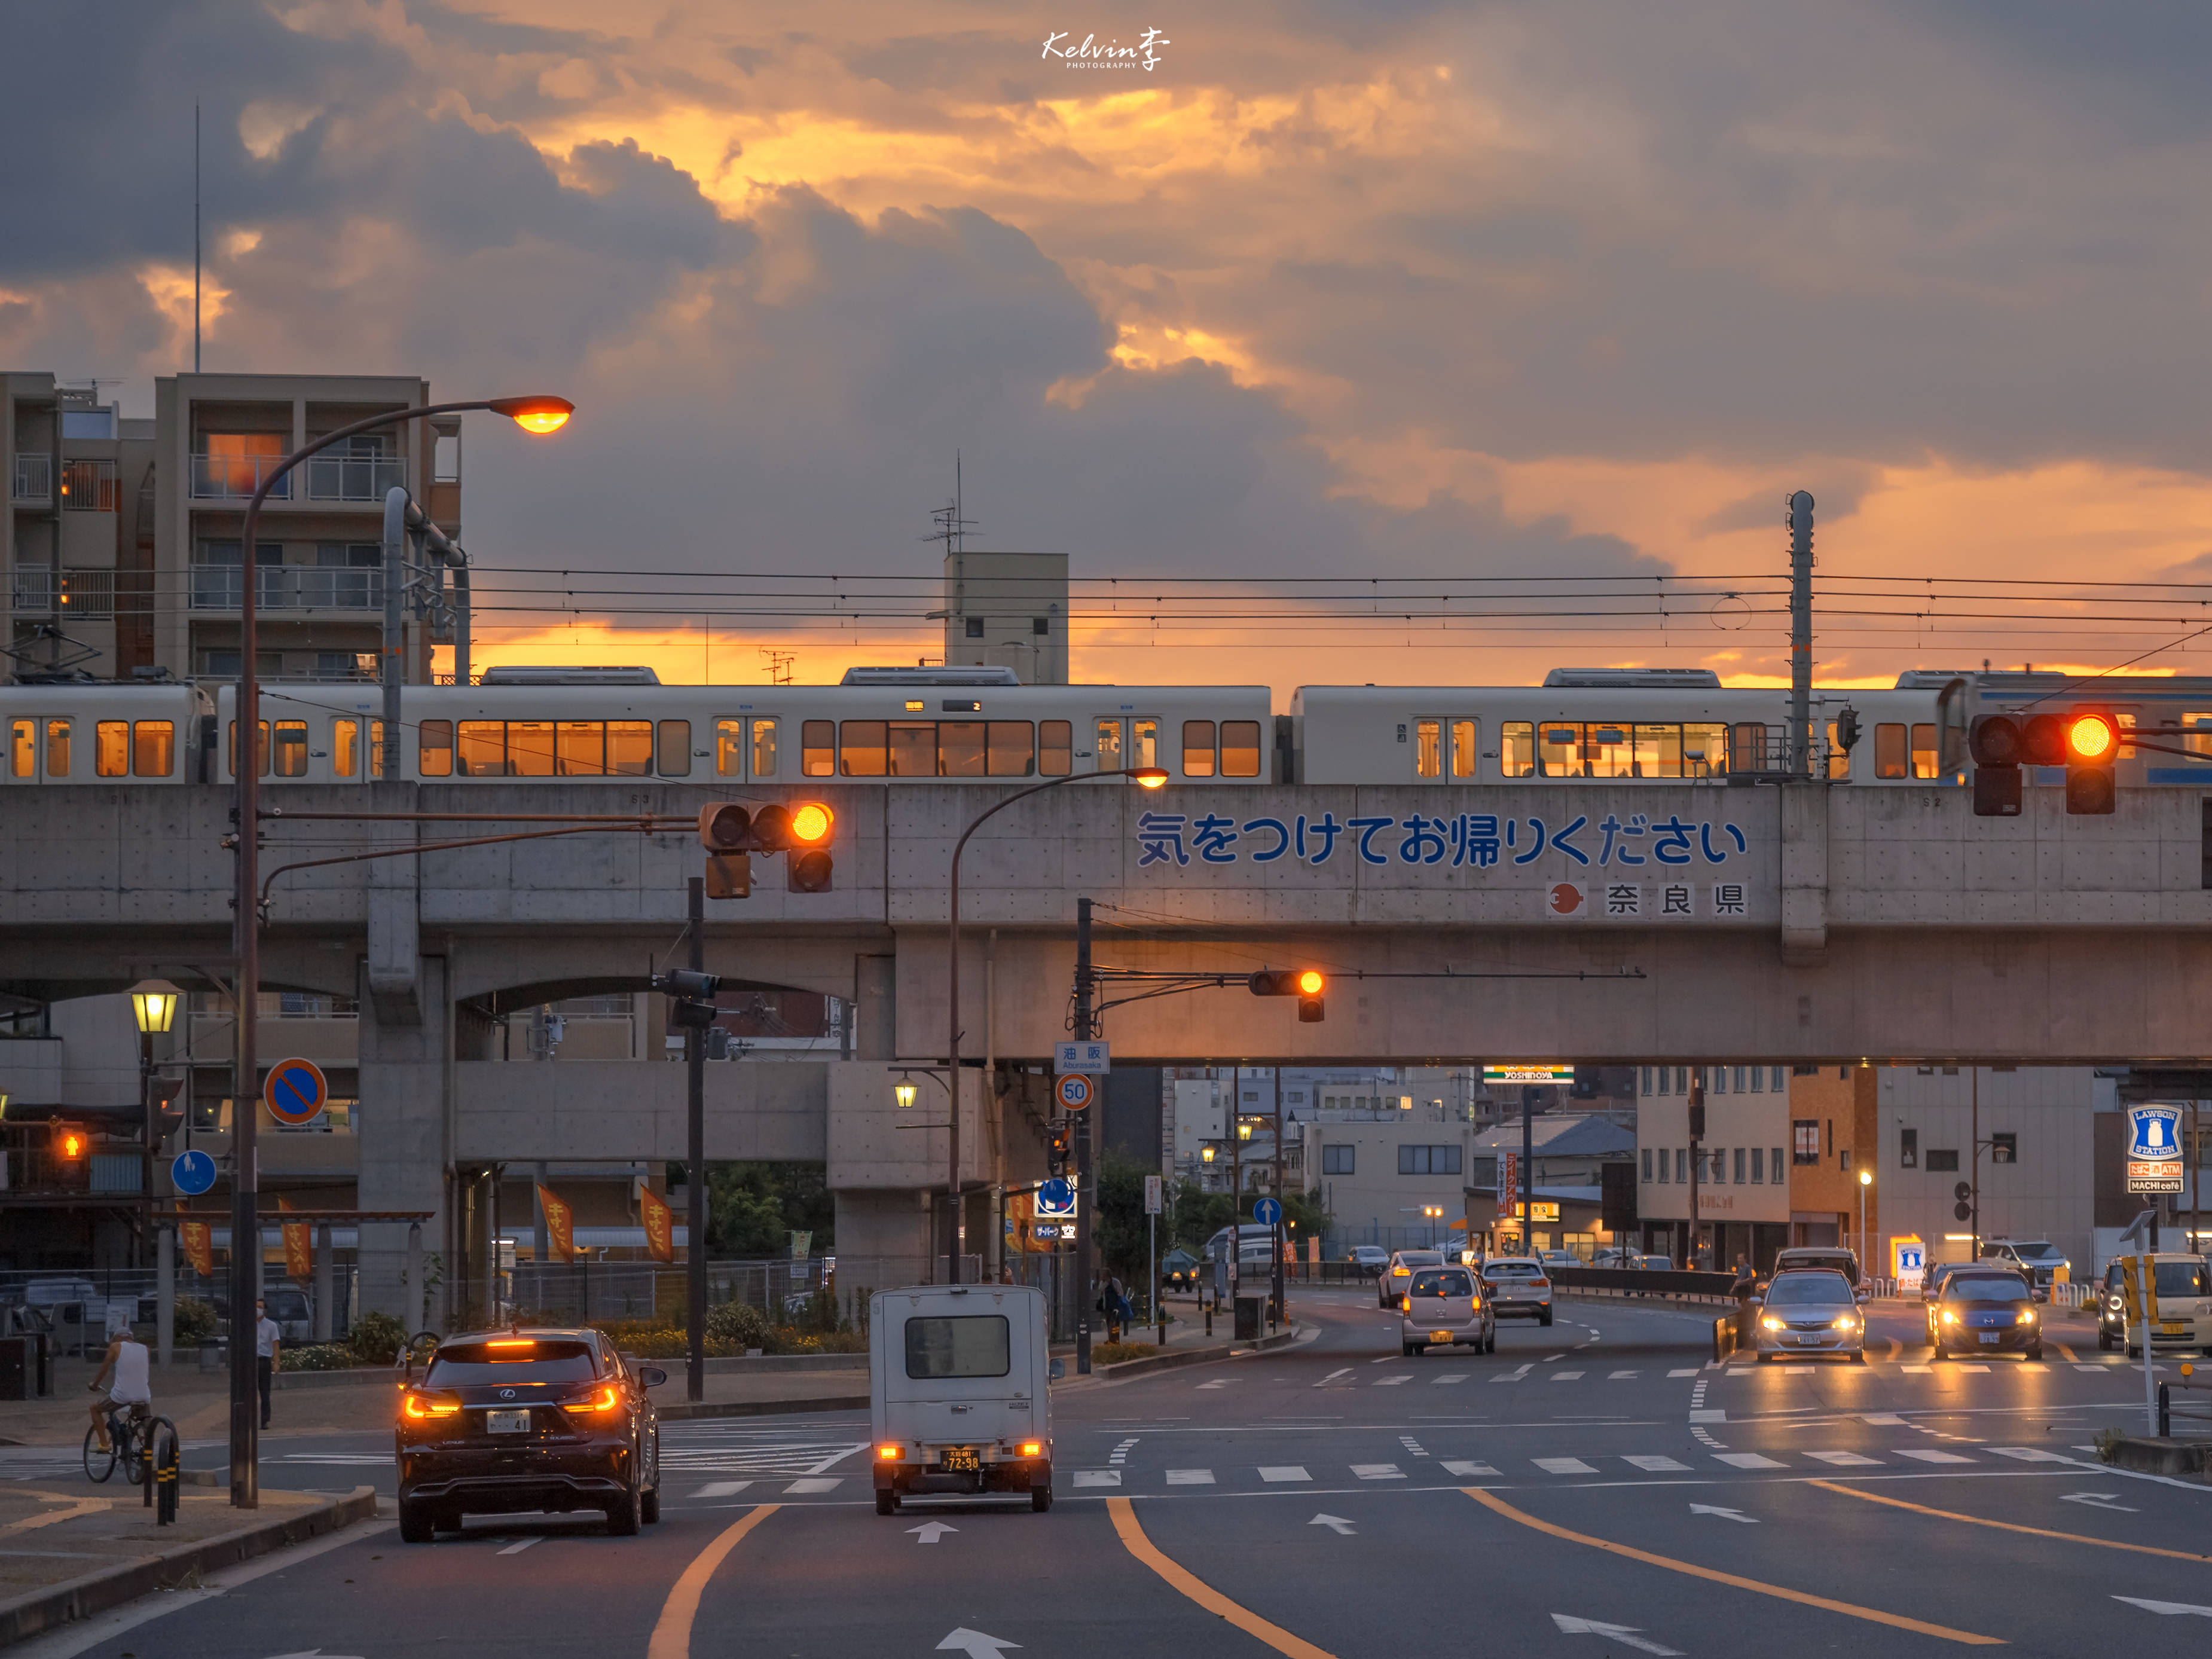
2057,1343,2078,1362
647,1504,779,1659
1807,1479,2212,1563
1462,1489,2003,1646
1107,1496,1338,1659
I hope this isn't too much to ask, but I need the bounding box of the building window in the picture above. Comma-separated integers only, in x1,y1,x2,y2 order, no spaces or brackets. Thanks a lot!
1750,1146,1764,1184
1733,1147,1746,1184
1769,1066,1783,1090
1675,1148,1687,1183
1641,1066,1653,1095
1032,616,1049,635
1640,1148,1652,1183
1397,1145,1462,1175
1926,1148,1960,1172
1713,1068,1727,1095
1792,1065,1817,1077
1655,1148,1669,1183
965,616,984,638
1322,1145,1354,1175
1990,1132,2017,1165
1900,1128,1918,1168
1840,1148,1852,1174
1792,1121,1820,1165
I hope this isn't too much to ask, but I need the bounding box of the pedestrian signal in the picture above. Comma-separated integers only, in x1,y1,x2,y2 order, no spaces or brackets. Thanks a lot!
51,1121,88,1160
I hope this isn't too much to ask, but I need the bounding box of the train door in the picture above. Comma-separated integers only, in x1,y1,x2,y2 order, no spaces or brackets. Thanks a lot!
1087,716,1158,775
7,716,74,781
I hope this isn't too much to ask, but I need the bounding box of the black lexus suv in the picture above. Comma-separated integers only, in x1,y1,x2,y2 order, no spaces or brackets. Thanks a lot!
395,1328,664,1542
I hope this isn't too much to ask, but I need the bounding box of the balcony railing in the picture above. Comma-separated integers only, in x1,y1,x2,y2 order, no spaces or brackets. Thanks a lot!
10,568,116,618
12,453,51,502
188,565,385,611
190,453,291,500
305,453,405,502
59,458,119,514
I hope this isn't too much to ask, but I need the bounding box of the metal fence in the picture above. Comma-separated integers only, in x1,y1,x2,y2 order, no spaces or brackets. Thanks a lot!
509,1257,827,1325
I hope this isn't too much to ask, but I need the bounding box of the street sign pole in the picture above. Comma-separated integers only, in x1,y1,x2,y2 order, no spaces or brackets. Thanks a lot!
1073,897,1094,1376
686,876,705,1404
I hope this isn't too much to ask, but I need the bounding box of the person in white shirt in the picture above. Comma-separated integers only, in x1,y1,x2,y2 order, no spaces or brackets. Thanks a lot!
87,1325,152,1452
255,1300,282,1429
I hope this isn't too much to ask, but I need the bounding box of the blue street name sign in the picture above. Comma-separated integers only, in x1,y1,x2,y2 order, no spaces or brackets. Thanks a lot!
171,1148,217,1197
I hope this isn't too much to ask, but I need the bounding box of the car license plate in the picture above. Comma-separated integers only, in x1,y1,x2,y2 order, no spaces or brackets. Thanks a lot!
2161,1322,2186,1335
1792,1334,1818,1345
1431,1331,1455,1344
485,1409,531,1434
941,1448,979,1472
1978,1332,1999,1345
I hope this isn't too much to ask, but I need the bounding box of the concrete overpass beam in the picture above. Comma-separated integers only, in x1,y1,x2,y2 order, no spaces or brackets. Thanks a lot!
1781,784,1830,967
856,954,896,1060
356,948,449,1331
366,792,422,1026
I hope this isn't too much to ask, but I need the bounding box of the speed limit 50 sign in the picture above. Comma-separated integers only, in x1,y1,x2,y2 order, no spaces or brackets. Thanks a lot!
1055,1074,1095,1113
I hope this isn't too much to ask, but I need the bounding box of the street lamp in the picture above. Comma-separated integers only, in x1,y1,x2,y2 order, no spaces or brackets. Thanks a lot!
941,763,1168,1285
894,1077,919,1111
130,979,181,1283
1859,1166,1874,1269
228,393,571,1509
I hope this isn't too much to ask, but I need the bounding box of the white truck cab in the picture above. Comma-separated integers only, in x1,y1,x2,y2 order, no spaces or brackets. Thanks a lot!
870,1283,1053,1514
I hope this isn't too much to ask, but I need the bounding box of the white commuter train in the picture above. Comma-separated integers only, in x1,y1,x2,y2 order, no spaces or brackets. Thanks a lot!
7,664,2208,792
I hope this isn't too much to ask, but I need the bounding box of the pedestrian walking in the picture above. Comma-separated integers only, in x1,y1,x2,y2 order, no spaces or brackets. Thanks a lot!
255,1299,282,1429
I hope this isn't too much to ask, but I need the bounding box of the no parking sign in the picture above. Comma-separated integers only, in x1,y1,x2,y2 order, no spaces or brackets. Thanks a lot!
263,1057,328,1127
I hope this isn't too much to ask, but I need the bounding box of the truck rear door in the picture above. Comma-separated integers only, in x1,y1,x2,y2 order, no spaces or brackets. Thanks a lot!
887,1305,1030,1450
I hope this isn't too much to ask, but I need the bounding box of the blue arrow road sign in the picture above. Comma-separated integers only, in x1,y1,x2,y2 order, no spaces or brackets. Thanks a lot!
264,1057,328,1126
1035,1179,1076,1218
171,1148,217,1196
1252,1197,1282,1226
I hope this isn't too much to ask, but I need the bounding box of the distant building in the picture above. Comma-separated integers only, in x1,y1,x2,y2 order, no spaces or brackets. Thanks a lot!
940,550,1067,683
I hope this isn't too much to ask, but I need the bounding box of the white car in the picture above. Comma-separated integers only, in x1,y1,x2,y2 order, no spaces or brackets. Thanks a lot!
1480,1257,1554,1325
1378,1250,1444,1307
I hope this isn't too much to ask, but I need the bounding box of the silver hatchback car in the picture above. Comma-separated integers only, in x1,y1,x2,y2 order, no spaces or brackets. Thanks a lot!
1753,1269,1867,1362
1400,1266,1495,1356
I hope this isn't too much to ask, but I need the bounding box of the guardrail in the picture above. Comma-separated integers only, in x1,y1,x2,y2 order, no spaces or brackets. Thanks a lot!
1550,1264,1744,1304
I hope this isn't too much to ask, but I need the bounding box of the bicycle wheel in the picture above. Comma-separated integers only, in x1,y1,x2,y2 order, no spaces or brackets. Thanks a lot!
83,1425,117,1483
121,1426,151,1486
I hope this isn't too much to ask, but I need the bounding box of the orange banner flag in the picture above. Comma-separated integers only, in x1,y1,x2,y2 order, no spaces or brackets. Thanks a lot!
641,1186,676,1264
180,1217,213,1279
537,1184,578,1263
278,1197,313,1283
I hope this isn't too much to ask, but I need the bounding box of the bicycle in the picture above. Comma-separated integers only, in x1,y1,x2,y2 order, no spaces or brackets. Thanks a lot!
83,1401,152,1485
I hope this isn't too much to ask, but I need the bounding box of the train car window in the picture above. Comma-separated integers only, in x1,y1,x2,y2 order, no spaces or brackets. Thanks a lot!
609,721,653,777
1587,725,1633,778
273,720,310,778
1414,719,1440,778
716,719,744,776
940,720,987,776
988,721,1034,776
1184,720,1217,777
2186,714,2212,758
506,721,557,777
1095,720,1123,772
1538,723,1579,778
839,720,887,776
658,720,691,777
369,720,385,780
227,720,266,778
419,720,454,777
1132,719,1159,770
1823,723,1851,780
802,720,835,776
1222,720,1262,777
1910,723,1939,780
457,720,505,777
45,719,73,778
10,719,34,778
1873,723,1907,779
1040,720,1072,776
1501,722,1535,778
1450,719,1477,779
751,719,777,778
1685,723,1727,779
1634,724,1681,778
96,721,130,777
556,720,604,777
333,719,359,778
889,721,934,776
1733,723,1770,774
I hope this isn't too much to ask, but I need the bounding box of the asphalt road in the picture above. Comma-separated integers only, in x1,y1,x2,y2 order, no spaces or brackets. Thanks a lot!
13,1288,2212,1659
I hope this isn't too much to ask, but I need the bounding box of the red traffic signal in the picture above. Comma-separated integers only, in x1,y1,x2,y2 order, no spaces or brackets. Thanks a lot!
1969,708,2120,817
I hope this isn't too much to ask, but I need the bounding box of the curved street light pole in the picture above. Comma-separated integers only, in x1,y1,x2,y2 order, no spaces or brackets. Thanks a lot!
944,766,1163,1287
228,396,569,1508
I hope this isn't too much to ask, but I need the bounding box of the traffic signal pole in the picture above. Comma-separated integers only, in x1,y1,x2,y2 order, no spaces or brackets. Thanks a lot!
687,876,705,1404
1073,898,1094,1375
1787,491,1814,777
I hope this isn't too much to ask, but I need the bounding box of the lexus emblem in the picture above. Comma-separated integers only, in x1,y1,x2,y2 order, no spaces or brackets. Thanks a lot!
500,1388,517,1400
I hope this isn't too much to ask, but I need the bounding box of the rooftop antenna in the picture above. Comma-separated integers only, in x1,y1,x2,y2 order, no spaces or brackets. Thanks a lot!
927,452,976,558
193,103,201,373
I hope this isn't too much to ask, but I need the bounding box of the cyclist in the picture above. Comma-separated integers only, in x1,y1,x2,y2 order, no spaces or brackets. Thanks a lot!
87,1322,152,1452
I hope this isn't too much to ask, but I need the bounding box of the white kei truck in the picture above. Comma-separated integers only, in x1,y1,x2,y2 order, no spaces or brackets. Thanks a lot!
870,1284,1053,1514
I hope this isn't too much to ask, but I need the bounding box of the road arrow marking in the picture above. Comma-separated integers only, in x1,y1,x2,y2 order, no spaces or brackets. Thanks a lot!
1550,1613,1684,1654
937,1630,1020,1654
1309,1513,1356,1534
2114,1596,2212,1617
2064,1492,2138,1512
908,1521,959,1543
1689,1503,1758,1523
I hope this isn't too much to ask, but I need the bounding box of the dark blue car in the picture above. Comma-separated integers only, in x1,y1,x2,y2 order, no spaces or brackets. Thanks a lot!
1929,1270,2042,1361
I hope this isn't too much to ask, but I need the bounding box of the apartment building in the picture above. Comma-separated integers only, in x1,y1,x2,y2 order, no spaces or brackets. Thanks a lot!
7,371,460,687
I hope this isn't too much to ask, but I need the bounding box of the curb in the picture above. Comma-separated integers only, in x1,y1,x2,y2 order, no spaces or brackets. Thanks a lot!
0,1485,378,1651
655,1394,869,1422
2100,1436,2211,1480
1061,1324,1303,1387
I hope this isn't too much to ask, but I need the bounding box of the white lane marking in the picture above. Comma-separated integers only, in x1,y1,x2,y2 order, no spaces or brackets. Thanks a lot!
690,1481,753,1499
782,1477,843,1493
1688,1409,1726,1423
1667,1368,1700,1378
2074,1364,2110,1373
1551,1613,1683,1655
1533,1458,1599,1475
1316,1367,1353,1386
1492,1365,1533,1383
1351,1463,1406,1480
1985,1447,2068,1462
937,1627,1021,1655
1374,1376,1413,1388
908,1521,958,1543
1900,1365,1933,1374
2063,1493,2138,1512
1442,1459,1502,1477
1551,1371,1585,1381
1859,1414,1908,1426
1609,1371,1639,1380
1073,1471,1122,1488
1258,1465,1311,1483
1310,1513,1356,1535
1543,1354,1566,1362
1712,1453,1786,1469
1399,1436,1428,1457
1165,1469,1214,1485
1804,1451,1881,1466
1196,1379,1232,1389
495,1536,543,1556
1109,1438,1139,1465
1688,1503,1758,1524
1623,1455,1691,1472
1894,1450,1974,1465
1431,1374,1468,1385
2113,1596,2212,1617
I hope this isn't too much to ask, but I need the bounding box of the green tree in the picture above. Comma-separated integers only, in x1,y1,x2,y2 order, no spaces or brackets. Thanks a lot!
698,1161,835,1258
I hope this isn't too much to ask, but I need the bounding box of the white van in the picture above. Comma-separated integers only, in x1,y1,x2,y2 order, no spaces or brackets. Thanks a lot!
870,1284,1053,1514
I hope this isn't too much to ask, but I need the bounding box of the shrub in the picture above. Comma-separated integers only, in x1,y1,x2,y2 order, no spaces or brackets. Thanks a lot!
172,1297,219,1348
279,1342,356,1372
348,1309,407,1365
1093,1342,1157,1365
767,1327,868,1355
706,1300,771,1353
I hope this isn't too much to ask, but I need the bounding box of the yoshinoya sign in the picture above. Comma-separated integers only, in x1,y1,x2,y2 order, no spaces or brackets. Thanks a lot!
2127,1104,2185,1194
1484,1064,1574,1084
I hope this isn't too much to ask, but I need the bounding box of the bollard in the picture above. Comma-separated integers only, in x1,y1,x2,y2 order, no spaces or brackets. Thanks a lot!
1204,1303,1212,1338
152,1420,179,1525
2159,1381,2171,1440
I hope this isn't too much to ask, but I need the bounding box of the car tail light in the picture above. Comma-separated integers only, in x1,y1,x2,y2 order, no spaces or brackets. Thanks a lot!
562,1385,622,1415
1401,1297,1411,1313
1530,1279,1549,1291
1019,1441,1043,1457
878,1444,902,1460
402,1391,460,1420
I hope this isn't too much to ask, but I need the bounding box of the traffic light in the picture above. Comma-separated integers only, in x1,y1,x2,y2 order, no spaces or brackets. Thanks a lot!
1047,1125,1071,1175
1967,714,2025,817
653,970,722,1030
1249,968,1325,1022
2061,711,2117,815
696,802,835,894
51,1120,88,1161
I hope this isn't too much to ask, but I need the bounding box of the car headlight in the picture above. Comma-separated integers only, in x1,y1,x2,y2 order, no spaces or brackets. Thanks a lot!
2016,1309,2035,1325
1941,1309,1958,1324
1761,1316,1783,1332
1832,1315,1857,1332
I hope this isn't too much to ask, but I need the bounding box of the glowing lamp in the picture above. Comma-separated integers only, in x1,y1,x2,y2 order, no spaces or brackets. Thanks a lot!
2065,713,2115,762
130,979,181,1036
489,396,575,434
1129,767,1169,789
790,802,834,844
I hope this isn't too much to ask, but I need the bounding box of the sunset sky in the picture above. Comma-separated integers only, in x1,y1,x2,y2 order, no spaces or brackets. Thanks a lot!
9,2,2212,701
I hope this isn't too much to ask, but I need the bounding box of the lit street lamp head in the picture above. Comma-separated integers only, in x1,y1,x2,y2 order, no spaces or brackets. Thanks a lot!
1129,767,1169,788
1860,1168,1874,1186
129,979,181,1036
488,395,575,434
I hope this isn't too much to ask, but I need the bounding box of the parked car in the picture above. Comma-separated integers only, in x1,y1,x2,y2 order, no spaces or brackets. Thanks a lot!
1377,1250,1444,1307
1480,1257,1554,1325
1928,1269,2041,1361
1399,1266,1495,1356
1538,1249,1578,1272
1753,1269,1867,1364
1346,1246,1389,1279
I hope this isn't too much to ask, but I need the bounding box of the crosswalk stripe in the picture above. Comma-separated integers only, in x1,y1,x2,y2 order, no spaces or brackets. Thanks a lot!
1442,1460,1501,1477
1667,1368,1701,1377
1165,1469,1214,1484
1431,1374,1468,1384
781,1478,842,1494
1713,1453,1786,1469
690,1480,753,1498
1074,1471,1123,1488
1609,1370,1639,1379
1550,1371,1584,1381
1623,1455,1691,1472
1894,1450,1973,1465
1533,1458,1598,1474
1258,1466,1310,1483
1374,1376,1412,1387
1493,1365,1532,1382
1805,1452,1881,1466
1351,1464,1405,1480
1985,1447,2066,1462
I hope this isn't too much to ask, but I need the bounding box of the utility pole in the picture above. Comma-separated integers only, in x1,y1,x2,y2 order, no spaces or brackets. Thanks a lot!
1271,1065,1285,1324
686,876,705,1403
1788,491,1815,777
1687,1068,1706,1269
1229,1065,1241,1307
1073,897,1094,1375
1521,1084,1536,1256
1970,1066,1981,1261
